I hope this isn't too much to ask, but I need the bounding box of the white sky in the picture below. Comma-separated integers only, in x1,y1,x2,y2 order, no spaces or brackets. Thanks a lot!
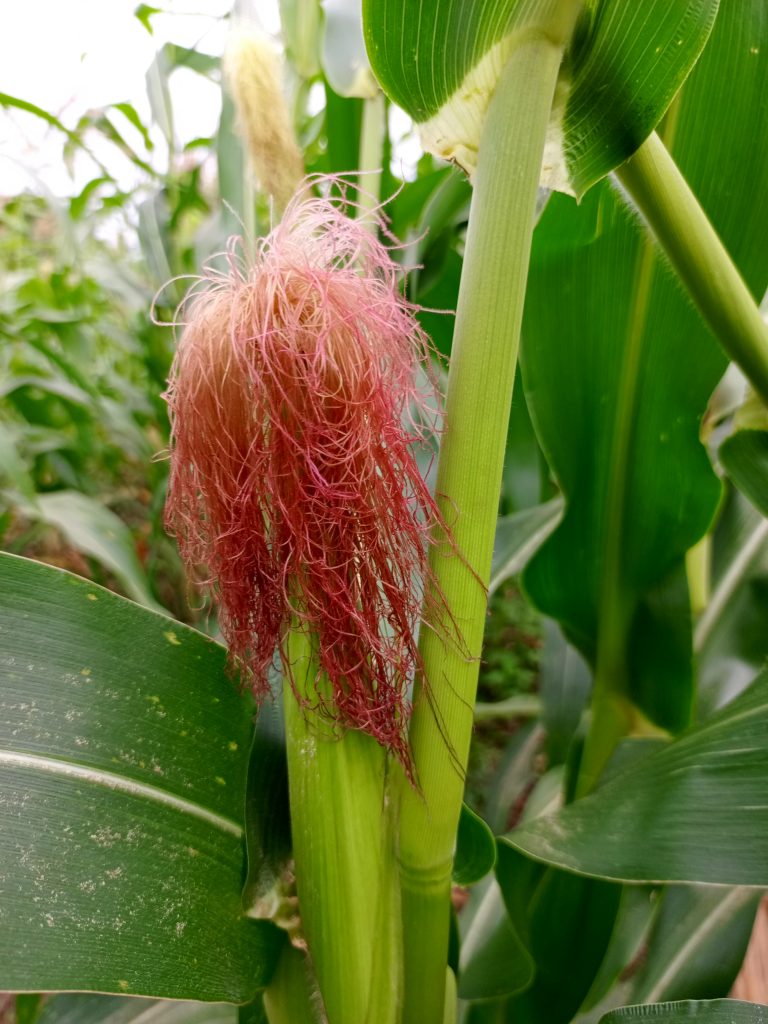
0,0,420,211
0,0,281,196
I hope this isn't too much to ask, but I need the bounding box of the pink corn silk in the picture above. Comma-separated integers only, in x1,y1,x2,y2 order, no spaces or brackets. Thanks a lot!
163,188,450,768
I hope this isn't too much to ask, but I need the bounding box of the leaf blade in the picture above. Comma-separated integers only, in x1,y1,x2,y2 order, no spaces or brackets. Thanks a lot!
0,553,281,1000
503,668,768,886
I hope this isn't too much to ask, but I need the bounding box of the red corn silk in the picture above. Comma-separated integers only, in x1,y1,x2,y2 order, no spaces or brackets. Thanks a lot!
163,185,449,769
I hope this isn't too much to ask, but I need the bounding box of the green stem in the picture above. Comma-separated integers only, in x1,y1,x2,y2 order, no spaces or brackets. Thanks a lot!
616,131,768,405
282,624,401,1024
397,16,578,1023
356,92,386,222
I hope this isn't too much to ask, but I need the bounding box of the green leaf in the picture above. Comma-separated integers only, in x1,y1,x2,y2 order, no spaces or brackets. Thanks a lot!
696,489,768,718
503,667,768,885
574,886,759,1023
145,48,174,143
0,553,281,999
216,93,246,236
323,83,363,178
112,102,155,152
363,0,718,195
134,4,161,35
239,995,269,1024
15,995,43,1024
458,880,534,1001
501,856,622,1024
158,42,219,77
0,93,110,178
137,193,174,288
453,803,497,885
262,943,321,1024
37,993,236,1022
242,704,292,918
522,3,768,734
577,885,658,1016
599,1001,768,1023
0,420,37,503
720,430,768,517
484,721,546,834
23,490,160,611
69,176,115,220
538,620,592,767
627,886,760,1005
490,498,562,595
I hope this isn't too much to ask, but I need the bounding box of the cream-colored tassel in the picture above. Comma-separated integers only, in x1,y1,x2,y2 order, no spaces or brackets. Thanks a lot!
223,29,304,209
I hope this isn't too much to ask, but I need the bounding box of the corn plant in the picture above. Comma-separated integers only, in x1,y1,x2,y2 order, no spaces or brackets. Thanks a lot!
2,2,768,1024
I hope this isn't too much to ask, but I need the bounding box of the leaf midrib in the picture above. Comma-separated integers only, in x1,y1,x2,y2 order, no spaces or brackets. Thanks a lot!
0,748,243,838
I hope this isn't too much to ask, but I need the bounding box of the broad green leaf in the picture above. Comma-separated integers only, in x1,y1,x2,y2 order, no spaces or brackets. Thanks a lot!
577,886,657,1016
600,1001,768,1023
15,994,42,1024
500,383,545,514
389,165,453,240
216,93,247,237
23,490,160,611
503,667,768,885
453,803,497,885
627,886,760,1005
720,430,768,517
505,862,621,1024
37,993,236,1022
522,4,768,733
0,553,281,999
538,619,592,767
484,721,545,834
490,498,562,595
575,886,760,1023
242,703,292,918
363,1,718,195
696,488,768,718
458,879,534,1001
407,166,471,359
491,839,621,1023
323,83,363,178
